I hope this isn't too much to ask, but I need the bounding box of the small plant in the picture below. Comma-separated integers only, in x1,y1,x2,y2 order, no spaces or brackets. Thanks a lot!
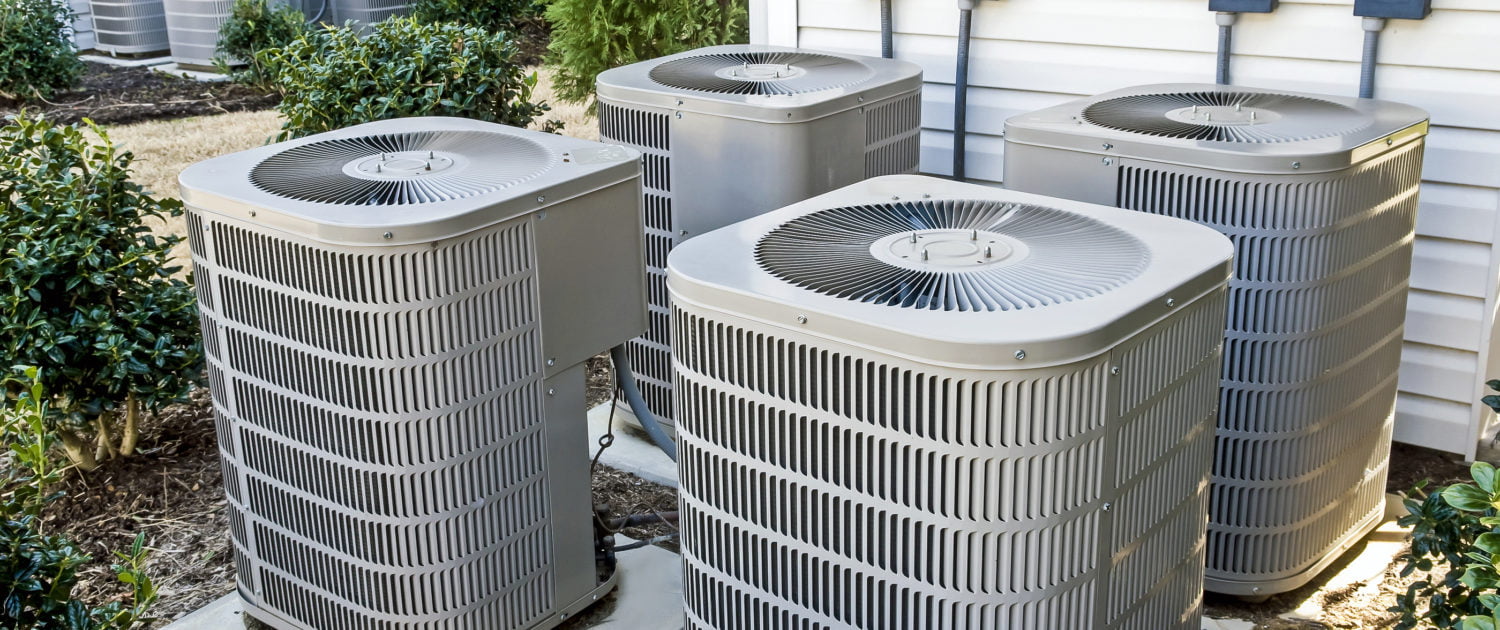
0,114,203,471
0,368,157,630
545,0,748,107
0,0,85,102
216,0,311,87
409,0,540,34
1394,380,1500,629
261,17,557,140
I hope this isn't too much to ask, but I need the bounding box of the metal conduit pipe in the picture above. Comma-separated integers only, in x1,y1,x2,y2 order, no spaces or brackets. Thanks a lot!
953,0,975,180
609,345,677,462
1359,17,1385,98
880,0,894,58
1215,12,1237,85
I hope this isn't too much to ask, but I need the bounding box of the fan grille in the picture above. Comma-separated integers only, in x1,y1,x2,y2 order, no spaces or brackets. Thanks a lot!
648,51,874,96
756,200,1149,312
251,131,555,206
1082,91,1371,143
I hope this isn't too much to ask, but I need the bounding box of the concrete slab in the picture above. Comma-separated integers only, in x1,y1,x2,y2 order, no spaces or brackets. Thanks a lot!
587,403,678,488
1280,494,1410,624
80,54,172,68
1202,618,1256,630
162,536,684,630
150,63,232,83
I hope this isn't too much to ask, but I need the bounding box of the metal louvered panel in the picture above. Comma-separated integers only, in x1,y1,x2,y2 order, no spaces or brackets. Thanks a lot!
194,211,562,629
90,0,169,55
864,92,922,177
601,101,680,427
162,0,231,66
674,286,1226,630
1116,139,1425,593
331,0,407,25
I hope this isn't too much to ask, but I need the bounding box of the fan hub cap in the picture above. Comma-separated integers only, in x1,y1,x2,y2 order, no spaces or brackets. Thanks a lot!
346,151,461,180
1164,105,1281,127
871,229,1027,270
715,63,808,82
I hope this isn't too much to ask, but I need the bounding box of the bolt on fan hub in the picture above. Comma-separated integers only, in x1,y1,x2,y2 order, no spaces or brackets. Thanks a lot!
346,151,460,180
1165,105,1282,127
870,229,1028,270
716,63,808,82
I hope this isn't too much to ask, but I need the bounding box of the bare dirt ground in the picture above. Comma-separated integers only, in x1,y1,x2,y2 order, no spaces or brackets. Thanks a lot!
0,63,278,127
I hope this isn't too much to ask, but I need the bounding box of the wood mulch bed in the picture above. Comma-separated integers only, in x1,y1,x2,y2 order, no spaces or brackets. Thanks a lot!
0,63,279,127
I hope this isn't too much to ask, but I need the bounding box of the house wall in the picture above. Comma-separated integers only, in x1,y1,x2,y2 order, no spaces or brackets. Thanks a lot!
71,0,96,51
753,0,1500,458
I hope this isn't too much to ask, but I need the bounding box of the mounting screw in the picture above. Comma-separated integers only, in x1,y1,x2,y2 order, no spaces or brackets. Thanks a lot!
1101,158,1114,166
676,99,684,106
1387,138,1395,146
536,196,546,203
249,210,257,217
858,96,865,102
921,193,932,199
795,315,808,324
680,229,688,236
547,388,556,397
1291,161,1302,169
1102,143,1113,150
546,358,556,366
1014,350,1027,360
787,113,793,118
1110,366,1120,375
675,112,683,119
891,196,900,201
383,232,393,240
1166,297,1177,307
1103,502,1112,511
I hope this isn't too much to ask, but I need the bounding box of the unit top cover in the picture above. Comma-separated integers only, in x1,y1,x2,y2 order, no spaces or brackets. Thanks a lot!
178,117,641,245
596,45,923,122
1004,83,1429,173
668,175,1234,369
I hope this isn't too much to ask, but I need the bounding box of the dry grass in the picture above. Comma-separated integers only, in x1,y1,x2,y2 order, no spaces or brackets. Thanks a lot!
535,67,597,141
95,110,285,264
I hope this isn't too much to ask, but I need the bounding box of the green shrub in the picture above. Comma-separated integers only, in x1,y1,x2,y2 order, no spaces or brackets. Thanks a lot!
0,0,84,102
216,0,310,86
545,0,748,107
0,368,158,630
261,17,556,140
1393,381,1500,629
0,114,203,471
409,0,541,34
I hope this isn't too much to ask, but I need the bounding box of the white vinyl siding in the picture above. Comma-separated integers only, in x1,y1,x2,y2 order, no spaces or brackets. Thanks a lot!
70,0,96,51
759,0,1500,458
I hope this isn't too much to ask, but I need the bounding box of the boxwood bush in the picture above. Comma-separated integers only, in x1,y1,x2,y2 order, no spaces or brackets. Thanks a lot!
0,114,203,471
545,0,749,107
216,0,311,87
0,0,84,102
261,17,556,140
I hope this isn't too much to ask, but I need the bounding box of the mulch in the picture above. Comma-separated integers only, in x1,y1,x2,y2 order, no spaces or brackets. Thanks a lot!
0,63,279,127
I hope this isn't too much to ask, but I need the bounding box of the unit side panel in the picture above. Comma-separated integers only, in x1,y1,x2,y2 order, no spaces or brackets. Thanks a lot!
190,210,563,630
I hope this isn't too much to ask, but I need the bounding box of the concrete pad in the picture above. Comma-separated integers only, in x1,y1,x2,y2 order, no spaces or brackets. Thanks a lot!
163,535,684,630
150,63,232,83
1202,618,1256,630
80,54,172,68
587,403,678,488
1280,496,1409,624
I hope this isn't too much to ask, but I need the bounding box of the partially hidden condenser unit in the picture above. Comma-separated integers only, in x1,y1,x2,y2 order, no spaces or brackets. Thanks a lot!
669,174,1234,629
596,44,923,432
330,0,406,26
1003,83,1429,596
179,117,645,630
162,0,232,66
90,0,169,55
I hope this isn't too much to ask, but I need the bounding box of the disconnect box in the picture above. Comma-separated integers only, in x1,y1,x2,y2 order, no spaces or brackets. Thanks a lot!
1209,0,1277,12
1354,0,1432,19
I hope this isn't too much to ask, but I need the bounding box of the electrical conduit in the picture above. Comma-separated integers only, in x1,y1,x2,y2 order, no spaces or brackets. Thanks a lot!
953,0,975,180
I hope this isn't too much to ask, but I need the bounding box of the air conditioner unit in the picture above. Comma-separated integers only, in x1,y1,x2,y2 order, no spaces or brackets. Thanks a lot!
90,0,169,55
162,0,233,66
669,174,1234,630
178,117,645,630
1003,83,1429,597
596,44,923,433
331,0,406,26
